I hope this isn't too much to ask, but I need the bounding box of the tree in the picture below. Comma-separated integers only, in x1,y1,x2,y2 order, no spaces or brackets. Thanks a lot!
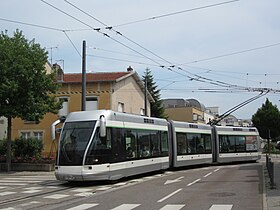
252,98,280,140
0,30,62,170
142,68,166,118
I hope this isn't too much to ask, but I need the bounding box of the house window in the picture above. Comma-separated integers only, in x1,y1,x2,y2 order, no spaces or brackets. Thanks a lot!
86,96,98,111
21,132,31,139
118,102,124,112
33,131,43,141
193,114,198,121
59,97,68,117
20,131,43,141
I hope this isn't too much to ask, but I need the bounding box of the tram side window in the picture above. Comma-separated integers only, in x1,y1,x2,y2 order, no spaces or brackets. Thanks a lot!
151,131,161,157
161,131,169,156
202,134,212,153
138,131,151,157
177,132,187,155
236,136,246,152
125,129,137,159
187,134,196,154
112,128,126,162
246,136,258,152
219,135,236,153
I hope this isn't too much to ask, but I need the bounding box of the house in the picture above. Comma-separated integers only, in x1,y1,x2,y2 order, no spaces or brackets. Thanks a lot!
11,66,152,156
163,98,215,124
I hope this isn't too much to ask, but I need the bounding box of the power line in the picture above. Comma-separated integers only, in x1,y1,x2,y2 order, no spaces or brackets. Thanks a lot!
107,0,241,28
62,0,250,90
180,42,280,65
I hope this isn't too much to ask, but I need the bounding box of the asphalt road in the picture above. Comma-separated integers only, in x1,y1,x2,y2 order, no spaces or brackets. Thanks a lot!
0,162,263,210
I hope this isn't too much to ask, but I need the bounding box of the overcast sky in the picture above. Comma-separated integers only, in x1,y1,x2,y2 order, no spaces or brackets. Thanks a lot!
1,0,280,119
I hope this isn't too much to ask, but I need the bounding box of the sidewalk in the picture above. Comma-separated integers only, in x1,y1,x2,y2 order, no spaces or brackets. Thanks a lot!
263,154,280,210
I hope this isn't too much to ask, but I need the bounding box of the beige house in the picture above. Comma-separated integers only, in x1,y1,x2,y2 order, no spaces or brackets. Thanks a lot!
12,66,152,156
163,98,211,124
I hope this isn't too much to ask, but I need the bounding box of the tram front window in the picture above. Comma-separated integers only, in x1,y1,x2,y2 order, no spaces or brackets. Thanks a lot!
58,121,95,166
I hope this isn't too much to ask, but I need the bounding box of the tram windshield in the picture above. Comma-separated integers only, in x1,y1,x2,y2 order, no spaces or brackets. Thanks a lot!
58,121,96,166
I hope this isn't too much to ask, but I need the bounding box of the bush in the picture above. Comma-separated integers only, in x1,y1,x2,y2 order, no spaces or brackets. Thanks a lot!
0,138,46,163
263,143,277,154
13,138,44,161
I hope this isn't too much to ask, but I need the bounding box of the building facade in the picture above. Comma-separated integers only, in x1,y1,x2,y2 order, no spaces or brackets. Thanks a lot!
11,67,152,156
162,98,213,124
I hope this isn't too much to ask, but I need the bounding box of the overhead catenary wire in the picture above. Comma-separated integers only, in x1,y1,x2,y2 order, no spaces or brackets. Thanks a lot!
62,0,253,91
104,0,241,28
6,1,271,93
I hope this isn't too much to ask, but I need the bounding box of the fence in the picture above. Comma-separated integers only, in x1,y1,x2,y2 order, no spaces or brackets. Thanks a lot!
266,154,275,188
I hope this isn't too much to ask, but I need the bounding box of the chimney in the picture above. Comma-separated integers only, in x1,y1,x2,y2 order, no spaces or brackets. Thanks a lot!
127,66,133,72
53,63,64,82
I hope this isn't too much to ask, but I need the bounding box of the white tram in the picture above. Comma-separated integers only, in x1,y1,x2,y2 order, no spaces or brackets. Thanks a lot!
54,110,260,181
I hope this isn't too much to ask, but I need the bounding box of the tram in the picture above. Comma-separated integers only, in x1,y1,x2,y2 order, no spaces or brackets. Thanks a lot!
53,110,260,181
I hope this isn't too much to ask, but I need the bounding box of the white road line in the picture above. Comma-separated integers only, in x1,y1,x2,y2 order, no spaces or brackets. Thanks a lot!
71,189,92,193
203,172,212,178
21,190,42,194
0,183,26,186
110,204,140,210
66,204,99,210
44,194,70,199
187,178,201,186
157,189,182,203
95,186,112,191
209,204,233,210
0,180,41,183
0,191,17,196
214,168,220,172
159,204,185,210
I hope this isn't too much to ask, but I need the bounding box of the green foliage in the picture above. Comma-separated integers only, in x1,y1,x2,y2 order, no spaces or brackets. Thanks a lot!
142,68,166,118
13,138,43,160
0,138,45,162
252,98,280,139
0,140,8,157
263,143,278,154
0,30,62,122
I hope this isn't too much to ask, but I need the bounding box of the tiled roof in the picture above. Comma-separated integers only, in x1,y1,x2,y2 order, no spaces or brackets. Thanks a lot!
62,72,130,83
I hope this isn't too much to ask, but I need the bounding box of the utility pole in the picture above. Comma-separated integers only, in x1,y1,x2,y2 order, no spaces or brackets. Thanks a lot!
82,40,86,111
268,129,271,155
144,76,147,116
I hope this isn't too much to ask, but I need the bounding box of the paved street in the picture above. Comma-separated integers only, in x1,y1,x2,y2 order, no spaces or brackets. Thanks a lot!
0,162,264,210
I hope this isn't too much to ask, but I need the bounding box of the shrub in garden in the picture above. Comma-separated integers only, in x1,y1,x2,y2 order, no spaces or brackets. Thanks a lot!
13,138,44,162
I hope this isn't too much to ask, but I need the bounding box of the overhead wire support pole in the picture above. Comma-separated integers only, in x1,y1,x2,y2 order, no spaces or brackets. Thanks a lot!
82,40,86,111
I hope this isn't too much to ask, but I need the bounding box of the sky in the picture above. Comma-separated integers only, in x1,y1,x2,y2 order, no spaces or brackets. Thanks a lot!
1,0,280,119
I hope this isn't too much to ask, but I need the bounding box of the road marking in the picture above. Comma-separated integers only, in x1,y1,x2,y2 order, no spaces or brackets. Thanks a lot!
187,178,201,186
159,204,185,210
157,189,182,203
203,172,212,178
164,176,184,185
95,186,112,191
66,203,99,210
209,204,233,210
0,180,41,183
111,204,140,210
71,188,92,193
44,194,70,199
21,189,42,194
214,168,220,172
0,191,17,196
0,183,26,186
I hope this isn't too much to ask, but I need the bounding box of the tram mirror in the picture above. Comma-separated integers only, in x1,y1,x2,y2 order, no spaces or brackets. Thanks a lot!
100,115,106,137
